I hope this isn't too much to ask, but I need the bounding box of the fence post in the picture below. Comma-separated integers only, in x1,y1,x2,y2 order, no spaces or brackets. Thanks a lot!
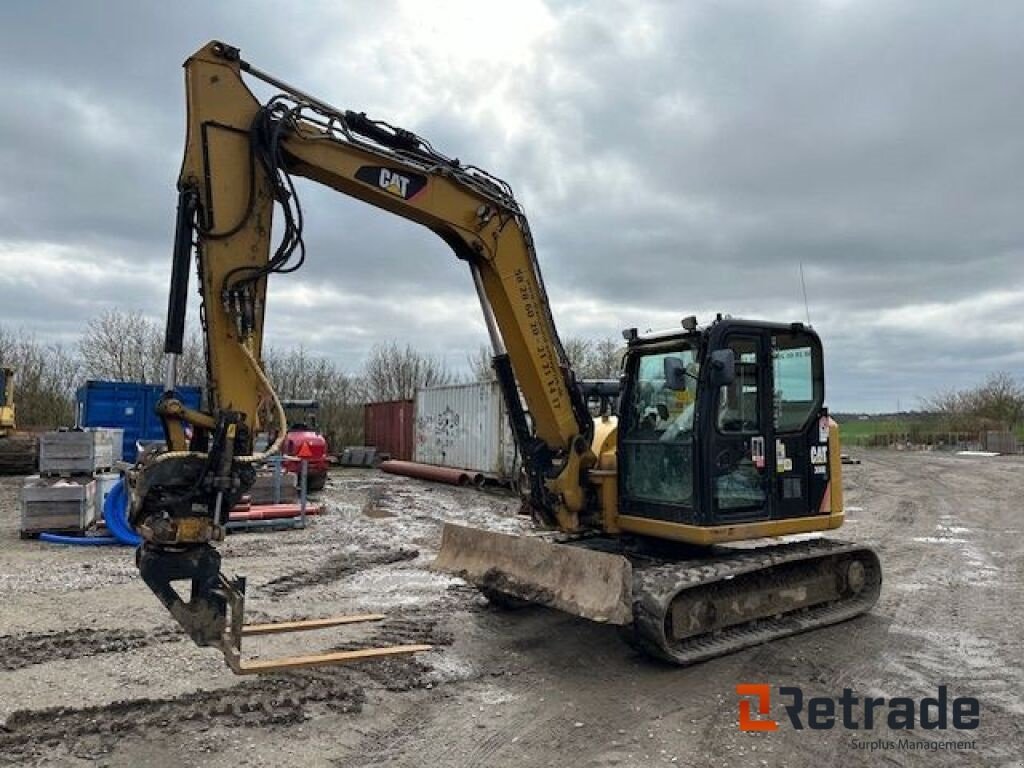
299,458,308,529
272,454,282,505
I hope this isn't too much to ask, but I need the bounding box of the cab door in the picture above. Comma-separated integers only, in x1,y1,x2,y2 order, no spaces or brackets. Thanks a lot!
769,329,828,519
701,333,772,523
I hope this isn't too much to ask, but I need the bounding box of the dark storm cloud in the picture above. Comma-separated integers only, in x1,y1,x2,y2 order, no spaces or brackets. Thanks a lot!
0,0,1021,411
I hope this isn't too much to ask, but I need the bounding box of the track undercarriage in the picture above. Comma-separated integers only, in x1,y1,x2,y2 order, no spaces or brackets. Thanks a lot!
436,523,882,665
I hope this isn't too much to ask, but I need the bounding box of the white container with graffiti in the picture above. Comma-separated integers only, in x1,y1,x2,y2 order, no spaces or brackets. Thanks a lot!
413,381,518,481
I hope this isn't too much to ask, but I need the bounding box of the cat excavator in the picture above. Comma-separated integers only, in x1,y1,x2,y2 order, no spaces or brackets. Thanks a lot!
0,367,38,475
129,41,881,674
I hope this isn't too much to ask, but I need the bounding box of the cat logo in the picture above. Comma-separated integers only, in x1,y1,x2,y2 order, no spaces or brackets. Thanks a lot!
379,168,410,197
354,165,428,201
810,445,828,465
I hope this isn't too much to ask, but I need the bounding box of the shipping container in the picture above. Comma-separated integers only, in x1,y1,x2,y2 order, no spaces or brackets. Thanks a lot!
413,381,518,481
76,381,202,462
363,400,414,461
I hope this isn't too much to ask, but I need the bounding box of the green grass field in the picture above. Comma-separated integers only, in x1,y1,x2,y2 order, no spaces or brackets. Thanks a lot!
834,415,1024,447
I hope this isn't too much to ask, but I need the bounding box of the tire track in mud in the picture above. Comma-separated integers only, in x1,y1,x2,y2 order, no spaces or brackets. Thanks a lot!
0,670,366,765
0,627,185,672
263,548,420,597
0,609,455,766
847,452,1024,762
321,608,457,693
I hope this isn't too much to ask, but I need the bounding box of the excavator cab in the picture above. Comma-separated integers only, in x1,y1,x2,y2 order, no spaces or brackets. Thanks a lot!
618,317,833,534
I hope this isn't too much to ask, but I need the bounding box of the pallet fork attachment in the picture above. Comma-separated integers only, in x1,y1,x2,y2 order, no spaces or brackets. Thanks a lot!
138,544,431,675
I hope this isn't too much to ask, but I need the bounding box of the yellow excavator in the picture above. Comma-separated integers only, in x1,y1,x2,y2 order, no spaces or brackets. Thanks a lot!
0,367,14,437
128,41,881,674
0,367,37,475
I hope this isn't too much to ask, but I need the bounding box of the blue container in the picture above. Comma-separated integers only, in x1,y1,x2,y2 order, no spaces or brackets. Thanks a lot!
75,381,203,462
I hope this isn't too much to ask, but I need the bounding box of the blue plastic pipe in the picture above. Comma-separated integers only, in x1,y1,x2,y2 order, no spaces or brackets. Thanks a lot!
38,478,141,547
102,479,143,546
39,532,119,546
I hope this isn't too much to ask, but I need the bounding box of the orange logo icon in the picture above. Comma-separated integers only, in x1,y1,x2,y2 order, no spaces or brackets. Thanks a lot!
737,684,779,732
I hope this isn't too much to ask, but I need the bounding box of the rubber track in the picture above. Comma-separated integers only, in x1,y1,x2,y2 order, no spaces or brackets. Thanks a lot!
626,538,882,665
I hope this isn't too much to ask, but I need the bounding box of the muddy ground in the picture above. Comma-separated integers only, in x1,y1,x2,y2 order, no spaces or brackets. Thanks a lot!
0,451,1021,767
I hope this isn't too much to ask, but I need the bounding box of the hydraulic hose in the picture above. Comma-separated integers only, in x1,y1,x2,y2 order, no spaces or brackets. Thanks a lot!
236,341,288,463
151,341,287,465
103,479,142,546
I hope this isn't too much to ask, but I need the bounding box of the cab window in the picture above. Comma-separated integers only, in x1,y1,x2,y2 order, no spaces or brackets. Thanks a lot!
717,338,759,433
621,347,698,506
773,332,823,433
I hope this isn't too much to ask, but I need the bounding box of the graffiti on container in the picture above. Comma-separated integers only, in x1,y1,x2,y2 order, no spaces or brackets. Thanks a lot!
417,406,462,456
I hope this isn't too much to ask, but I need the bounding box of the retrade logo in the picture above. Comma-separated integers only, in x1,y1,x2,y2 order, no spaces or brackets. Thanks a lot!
355,165,427,200
736,684,980,732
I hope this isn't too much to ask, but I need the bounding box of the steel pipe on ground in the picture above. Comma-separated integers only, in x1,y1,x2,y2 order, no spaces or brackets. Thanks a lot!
380,460,471,486
229,503,323,521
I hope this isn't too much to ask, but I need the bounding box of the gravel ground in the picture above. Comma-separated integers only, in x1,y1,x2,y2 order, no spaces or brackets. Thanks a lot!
0,451,1021,767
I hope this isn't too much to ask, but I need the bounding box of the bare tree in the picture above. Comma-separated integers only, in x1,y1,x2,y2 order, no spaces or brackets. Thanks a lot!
923,372,1024,432
363,341,454,402
467,344,497,382
0,325,81,428
560,336,593,373
580,337,624,378
79,309,204,386
262,346,365,447
469,336,624,383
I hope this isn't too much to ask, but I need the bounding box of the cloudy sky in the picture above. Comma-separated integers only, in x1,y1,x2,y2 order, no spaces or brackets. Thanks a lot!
0,0,1021,411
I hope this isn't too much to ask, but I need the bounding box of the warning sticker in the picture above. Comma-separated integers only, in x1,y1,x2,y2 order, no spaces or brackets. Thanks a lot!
751,436,766,470
818,416,830,443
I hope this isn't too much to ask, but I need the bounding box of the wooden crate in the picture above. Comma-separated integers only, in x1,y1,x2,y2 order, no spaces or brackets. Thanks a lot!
39,429,122,476
21,476,96,535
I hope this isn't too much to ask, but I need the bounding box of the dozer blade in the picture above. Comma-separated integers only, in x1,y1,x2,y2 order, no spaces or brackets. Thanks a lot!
433,523,633,625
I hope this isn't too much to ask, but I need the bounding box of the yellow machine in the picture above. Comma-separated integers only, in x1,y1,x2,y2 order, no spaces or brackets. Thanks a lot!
0,367,14,438
129,41,881,673
0,367,37,476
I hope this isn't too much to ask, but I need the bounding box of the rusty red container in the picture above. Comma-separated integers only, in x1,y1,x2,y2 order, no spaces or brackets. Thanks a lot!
363,400,414,461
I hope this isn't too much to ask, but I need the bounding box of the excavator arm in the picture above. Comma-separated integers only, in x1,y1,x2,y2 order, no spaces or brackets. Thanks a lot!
166,41,593,522
129,41,596,671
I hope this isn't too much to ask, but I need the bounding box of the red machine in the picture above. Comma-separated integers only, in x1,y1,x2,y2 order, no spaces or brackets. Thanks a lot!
280,400,329,491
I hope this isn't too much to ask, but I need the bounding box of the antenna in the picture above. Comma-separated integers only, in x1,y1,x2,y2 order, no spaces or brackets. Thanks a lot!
799,262,812,326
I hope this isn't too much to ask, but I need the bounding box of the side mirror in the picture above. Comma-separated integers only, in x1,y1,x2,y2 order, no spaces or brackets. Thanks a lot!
663,357,688,391
709,348,735,388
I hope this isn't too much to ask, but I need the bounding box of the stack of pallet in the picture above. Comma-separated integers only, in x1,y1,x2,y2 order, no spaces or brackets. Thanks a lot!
20,428,122,538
